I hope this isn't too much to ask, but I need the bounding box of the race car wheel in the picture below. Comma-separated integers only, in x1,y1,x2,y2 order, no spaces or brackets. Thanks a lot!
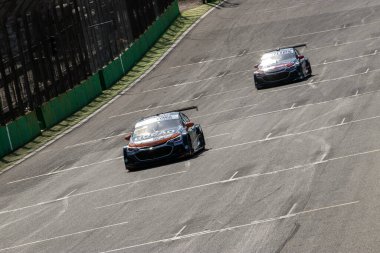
199,133,206,151
187,134,194,156
125,165,137,172
254,76,263,90
297,66,305,80
306,61,312,76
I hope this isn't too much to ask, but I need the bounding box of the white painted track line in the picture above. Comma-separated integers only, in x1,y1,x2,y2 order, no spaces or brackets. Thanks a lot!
126,69,251,95
206,133,230,139
50,83,380,154
96,135,380,209
170,34,380,69
312,50,378,67
7,156,123,184
112,66,380,120
174,225,187,238
110,86,252,118
98,201,358,252
0,171,186,215
206,88,380,128
283,19,380,39
211,114,380,152
0,221,129,252
192,104,258,119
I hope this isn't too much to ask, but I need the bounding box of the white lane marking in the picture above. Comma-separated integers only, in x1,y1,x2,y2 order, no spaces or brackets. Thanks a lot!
312,51,378,67
110,86,252,118
265,133,272,140
174,225,187,238
206,133,230,139
65,189,78,198
340,118,346,125
194,93,204,100
206,88,380,128
51,67,380,151
245,3,307,14
98,201,358,252
355,89,359,96
0,221,129,252
283,19,380,39
211,113,380,152
229,171,239,181
225,67,378,103
170,43,308,69
131,69,251,95
96,136,380,210
145,105,152,110
291,103,296,109
0,171,186,215
49,165,64,174
7,156,123,184
192,104,258,119
64,133,128,149
287,203,297,215
170,34,380,70
0,207,49,231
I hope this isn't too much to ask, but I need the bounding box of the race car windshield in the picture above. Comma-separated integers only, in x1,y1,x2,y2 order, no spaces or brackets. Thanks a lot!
133,119,180,137
260,51,295,67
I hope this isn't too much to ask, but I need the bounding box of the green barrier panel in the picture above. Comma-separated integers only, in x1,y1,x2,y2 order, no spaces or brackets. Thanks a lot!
0,126,12,157
102,58,124,89
119,0,180,75
85,72,103,102
40,73,103,129
5,112,41,153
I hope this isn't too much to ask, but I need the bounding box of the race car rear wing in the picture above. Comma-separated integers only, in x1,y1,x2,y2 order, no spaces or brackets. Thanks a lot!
164,106,199,114
276,43,307,51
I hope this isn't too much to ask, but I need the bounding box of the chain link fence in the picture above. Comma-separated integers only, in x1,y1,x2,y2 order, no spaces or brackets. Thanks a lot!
0,0,174,125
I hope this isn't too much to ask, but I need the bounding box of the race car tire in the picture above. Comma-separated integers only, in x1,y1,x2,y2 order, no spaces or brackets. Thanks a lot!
297,66,305,80
125,165,137,172
254,76,263,90
306,61,312,76
199,133,206,151
187,134,194,156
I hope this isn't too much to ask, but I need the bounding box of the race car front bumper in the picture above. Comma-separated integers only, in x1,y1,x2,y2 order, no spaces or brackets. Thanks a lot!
254,67,302,88
123,136,191,169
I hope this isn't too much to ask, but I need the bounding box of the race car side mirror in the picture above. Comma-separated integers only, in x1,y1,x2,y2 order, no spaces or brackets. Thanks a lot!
254,64,259,68
185,122,194,128
124,132,132,141
298,55,304,59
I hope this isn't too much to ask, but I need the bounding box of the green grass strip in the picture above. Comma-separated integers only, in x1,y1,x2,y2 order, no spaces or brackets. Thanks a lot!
0,1,221,172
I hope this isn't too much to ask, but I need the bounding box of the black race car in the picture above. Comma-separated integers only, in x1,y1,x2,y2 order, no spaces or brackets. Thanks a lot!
253,45,312,89
123,109,205,170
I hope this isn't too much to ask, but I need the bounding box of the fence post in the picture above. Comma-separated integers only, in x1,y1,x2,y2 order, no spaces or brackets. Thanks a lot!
5,124,13,151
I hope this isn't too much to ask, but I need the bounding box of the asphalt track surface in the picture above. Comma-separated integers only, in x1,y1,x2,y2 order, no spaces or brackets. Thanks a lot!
1,0,380,252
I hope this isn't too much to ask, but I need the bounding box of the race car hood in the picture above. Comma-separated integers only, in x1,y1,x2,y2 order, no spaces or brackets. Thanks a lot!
128,127,182,148
258,59,297,73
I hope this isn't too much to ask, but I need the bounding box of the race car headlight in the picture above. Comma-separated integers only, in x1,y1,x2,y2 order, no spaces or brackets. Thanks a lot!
127,146,139,152
168,135,182,143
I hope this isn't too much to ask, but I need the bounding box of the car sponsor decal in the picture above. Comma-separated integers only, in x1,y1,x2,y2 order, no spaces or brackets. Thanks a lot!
133,129,177,142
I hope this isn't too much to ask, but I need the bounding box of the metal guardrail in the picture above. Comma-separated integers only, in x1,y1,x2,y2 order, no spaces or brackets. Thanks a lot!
0,0,175,125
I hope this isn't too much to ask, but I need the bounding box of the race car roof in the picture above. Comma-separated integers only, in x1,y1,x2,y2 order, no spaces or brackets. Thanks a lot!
135,112,180,128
